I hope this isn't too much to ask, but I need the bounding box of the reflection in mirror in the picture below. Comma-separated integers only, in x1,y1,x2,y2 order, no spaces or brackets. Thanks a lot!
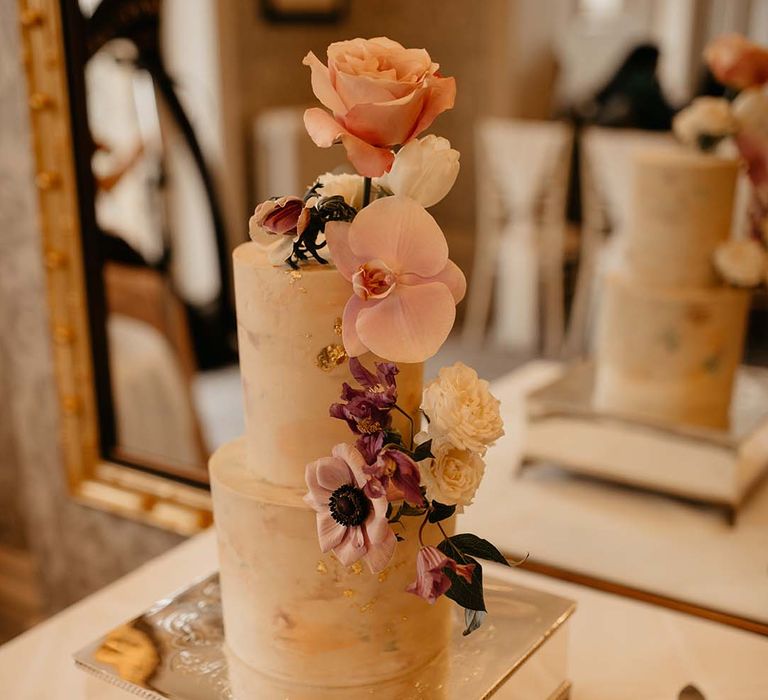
74,0,241,480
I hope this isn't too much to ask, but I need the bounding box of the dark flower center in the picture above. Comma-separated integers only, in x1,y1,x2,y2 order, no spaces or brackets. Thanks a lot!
329,484,370,527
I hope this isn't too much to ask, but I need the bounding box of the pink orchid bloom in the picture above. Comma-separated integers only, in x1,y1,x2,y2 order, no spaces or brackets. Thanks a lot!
326,196,466,363
302,37,456,177
304,443,396,573
406,545,475,604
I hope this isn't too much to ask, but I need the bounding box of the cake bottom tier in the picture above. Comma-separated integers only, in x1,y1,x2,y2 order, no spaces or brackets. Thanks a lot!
594,273,750,429
210,438,453,690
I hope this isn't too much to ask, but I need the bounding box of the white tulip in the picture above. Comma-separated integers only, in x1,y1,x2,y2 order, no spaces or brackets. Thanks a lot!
376,135,460,207
713,238,767,287
315,172,365,210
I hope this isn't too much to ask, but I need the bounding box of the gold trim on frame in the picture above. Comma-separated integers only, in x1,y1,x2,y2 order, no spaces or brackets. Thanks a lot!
17,0,211,536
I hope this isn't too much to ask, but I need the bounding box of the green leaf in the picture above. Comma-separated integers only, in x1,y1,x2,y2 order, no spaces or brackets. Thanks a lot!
463,608,487,636
440,554,485,612
384,429,403,447
412,439,433,462
428,501,456,523
443,533,511,567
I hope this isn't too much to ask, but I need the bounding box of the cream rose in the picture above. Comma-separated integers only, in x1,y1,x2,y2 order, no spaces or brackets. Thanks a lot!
421,362,504,454
419,438,485,507
673,97,737,150
316,172,365,210
376,135,460,208
713,238,767,287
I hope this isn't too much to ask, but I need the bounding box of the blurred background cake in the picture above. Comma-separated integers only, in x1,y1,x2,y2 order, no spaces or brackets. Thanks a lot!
594,147,751,428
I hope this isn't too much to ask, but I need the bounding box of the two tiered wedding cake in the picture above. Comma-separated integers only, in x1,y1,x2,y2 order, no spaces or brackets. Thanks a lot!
210,37,509,696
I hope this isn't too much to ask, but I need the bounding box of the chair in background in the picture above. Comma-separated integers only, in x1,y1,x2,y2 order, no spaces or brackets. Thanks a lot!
563,127,673,359
463,118,573,358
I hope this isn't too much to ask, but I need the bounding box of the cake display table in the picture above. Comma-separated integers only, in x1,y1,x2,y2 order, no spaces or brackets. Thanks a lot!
0,531,767,699
73,572,574,699
523,362,768,522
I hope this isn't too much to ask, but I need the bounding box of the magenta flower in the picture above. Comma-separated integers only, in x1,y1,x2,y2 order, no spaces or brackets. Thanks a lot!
406,546,475,604
348,357,399,409
329,395,392,436
251,195,305,235
355,432,385,465
364,448,425,507
326,196,466,363
329,357,400,435
304,443,396,573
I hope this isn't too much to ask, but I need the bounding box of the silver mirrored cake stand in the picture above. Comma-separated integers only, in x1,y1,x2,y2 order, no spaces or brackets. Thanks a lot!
74,572,574,699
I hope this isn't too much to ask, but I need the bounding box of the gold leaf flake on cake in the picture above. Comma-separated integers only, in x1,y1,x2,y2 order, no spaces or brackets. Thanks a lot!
359,597,378,613
315,561,327,574
286,270,302,284
316,344,347,371
333,317,343,335
349,561,364,575
342,589,356,598
377,569,390,583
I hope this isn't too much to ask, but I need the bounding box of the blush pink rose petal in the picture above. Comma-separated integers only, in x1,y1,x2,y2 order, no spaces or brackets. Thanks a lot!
705,33,768,89
302,37,456,177
326,195,466,363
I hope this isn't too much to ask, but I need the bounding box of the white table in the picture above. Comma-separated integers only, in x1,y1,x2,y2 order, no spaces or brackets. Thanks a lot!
460,361,768,626
0,529,766,699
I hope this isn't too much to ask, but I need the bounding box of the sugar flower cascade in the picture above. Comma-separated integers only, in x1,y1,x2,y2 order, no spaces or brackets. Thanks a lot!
250,36,513,634
673,33,768,289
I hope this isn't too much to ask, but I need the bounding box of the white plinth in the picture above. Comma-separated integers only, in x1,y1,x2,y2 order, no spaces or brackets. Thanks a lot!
524,363,768,516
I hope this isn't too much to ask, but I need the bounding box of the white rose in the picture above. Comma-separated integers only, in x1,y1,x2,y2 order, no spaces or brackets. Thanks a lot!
316,172,365,210
673,97,737,150
713,238,767,287
732,88,768,138
375,135,460,208
419,437,485,507
421,362,504,455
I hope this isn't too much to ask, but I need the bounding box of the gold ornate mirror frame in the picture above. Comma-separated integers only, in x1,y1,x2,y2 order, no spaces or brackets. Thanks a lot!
17,0,212,535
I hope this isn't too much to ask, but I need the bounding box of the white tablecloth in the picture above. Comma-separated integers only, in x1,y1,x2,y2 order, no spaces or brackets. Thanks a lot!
0,530,766,699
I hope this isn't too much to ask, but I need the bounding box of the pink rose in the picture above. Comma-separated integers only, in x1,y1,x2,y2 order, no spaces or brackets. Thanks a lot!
302,37,456,177
705,33,768,90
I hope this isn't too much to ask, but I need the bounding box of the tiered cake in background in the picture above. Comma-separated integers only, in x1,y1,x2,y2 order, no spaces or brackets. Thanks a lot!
595,147,750,428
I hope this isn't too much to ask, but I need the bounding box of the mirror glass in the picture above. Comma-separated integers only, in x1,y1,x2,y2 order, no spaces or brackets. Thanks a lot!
64,0,768,630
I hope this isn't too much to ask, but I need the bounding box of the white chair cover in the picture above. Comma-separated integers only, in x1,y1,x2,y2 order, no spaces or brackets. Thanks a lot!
465,118,573,356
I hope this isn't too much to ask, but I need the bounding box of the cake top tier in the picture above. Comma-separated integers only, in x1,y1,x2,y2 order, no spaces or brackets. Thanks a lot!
233,243,423,489
623,145,739,289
